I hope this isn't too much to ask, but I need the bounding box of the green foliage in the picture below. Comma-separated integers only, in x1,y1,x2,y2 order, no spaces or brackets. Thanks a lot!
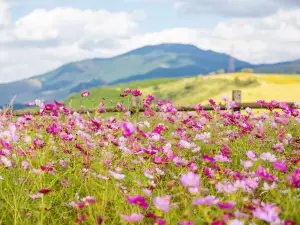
217,69,225,74
184,84,194,91
234,77,259,87
240,68,254,73
153,85,160,91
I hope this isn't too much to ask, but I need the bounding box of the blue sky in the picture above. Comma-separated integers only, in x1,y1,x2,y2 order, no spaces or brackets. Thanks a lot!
1,0,300,83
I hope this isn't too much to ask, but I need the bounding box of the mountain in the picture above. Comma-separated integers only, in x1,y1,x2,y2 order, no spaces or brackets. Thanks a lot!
0,43,252,105
252,59,300,74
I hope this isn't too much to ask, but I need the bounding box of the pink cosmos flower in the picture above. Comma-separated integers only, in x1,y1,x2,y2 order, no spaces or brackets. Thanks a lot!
153,195,171,212
180,172,200,188
81,92,90,97
242,160,253,169
108,170,125,180
123,88,131,93
17,149,26,157
228,219,244,225
152,156,163,164
252,203,281,224
246,151,257,161
22,160,30,170
192,195,219,205
221,94,230,102
30,193,42,199
121,122,135,137
216,181,237,194
142,188,152,197
82,196,97,204
245,178,259,189
121,213,143,222
97,174,109,180
179,221,195,225
272,143,285,153
1,156,12,167
260,152,277,162
35,99,44,108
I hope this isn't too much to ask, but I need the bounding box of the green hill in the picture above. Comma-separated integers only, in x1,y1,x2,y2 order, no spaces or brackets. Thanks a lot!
0,44,251,106
1,43,300,107
253,59,300,74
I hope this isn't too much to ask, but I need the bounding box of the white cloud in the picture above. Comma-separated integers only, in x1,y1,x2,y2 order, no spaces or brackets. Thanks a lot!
13,7,144,42
174,0,300,17
0,0,10,27
114,9,300,64
0,6,145,82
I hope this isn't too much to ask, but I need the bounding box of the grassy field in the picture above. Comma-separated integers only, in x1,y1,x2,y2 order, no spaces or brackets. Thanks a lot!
66,73,300,110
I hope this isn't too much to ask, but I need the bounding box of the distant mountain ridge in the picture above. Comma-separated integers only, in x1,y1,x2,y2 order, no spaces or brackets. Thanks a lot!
0,43,299,106
252,59,300,74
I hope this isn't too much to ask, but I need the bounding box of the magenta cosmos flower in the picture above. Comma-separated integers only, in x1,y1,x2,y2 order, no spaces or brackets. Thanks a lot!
38,188,52,194
81,91,90,97
121,122,135,137
131,89,142,96
273,161,288,173
217,201,235,210
97,216,103,224
126,196,149,208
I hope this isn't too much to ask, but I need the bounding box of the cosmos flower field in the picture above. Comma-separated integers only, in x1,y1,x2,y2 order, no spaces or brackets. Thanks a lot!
0,89,300,225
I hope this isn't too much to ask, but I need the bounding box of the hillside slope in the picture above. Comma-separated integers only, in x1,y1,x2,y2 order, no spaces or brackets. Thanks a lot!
253,59,300,74
66,73,300,110
0,43,251,105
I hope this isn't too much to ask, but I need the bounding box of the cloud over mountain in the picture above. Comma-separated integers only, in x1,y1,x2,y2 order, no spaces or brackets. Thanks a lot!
173,0,300,17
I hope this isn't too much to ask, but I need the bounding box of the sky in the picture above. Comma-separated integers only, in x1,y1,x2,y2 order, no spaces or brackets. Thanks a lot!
0,0,300,83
